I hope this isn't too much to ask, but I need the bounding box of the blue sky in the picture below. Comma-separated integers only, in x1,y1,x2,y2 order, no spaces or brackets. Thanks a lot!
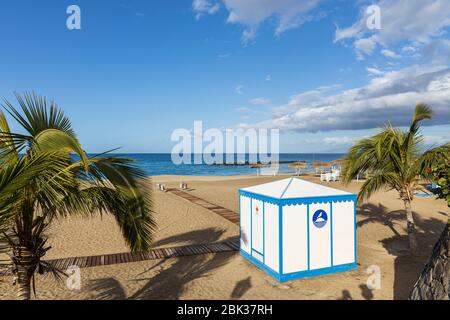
0,0,449,153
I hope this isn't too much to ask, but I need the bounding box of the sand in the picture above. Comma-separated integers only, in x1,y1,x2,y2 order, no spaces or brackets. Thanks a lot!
0,173,448,300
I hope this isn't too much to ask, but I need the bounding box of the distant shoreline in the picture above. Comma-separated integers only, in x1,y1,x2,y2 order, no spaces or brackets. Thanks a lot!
81,153,345,176
207,160,297,166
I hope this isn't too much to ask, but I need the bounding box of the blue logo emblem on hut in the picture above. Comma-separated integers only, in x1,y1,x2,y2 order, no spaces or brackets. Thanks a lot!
312,210,328,228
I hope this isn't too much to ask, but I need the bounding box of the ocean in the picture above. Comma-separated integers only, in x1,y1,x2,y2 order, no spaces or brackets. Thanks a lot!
100,153,346,176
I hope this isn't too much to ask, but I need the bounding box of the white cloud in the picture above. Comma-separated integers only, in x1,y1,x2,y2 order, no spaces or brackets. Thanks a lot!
272,84,341,117
335,0,450,60
424,135,450,146
240,64,450,132
366,67,384,76
354,37,378,59
192,0,220,20
250,97,271,105
323,137,355,145
303,136,359,146
235,85,244,95
420,39,450,65
381,49,401,59
193,0,322,43
265,74,272,81
402,46,417,54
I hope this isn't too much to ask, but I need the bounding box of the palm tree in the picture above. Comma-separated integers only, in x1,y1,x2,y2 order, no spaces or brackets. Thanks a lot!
0,92,156,299
342,104,450,255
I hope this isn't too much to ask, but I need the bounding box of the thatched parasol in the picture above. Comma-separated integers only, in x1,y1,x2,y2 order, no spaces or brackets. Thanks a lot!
330,159,344,166
312,161,331,174
288,161,308,176
311,160,329,167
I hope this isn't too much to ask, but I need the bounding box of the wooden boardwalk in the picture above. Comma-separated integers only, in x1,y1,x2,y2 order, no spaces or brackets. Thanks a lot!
0,189,242,274
168,188,239,224
46,240,239,270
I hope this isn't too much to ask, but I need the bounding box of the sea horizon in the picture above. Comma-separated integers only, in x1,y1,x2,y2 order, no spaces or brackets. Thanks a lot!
99,153,346,176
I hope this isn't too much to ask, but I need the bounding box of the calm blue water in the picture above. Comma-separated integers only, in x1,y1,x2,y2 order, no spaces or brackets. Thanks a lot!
97,153,345,176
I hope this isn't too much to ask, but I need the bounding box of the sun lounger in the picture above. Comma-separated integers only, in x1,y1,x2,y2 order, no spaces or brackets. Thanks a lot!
180,182,188,190
320,171,340,182
158,184,167,192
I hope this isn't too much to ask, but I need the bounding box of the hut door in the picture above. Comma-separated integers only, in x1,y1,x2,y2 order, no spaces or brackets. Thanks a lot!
251,199,264,261
309,203,332,270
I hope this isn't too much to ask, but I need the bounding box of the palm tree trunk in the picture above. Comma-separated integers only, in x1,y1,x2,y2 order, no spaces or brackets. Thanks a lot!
13,246,35,300
404,199,419,255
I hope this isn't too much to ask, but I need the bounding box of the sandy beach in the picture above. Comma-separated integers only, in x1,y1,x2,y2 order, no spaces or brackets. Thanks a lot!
0,173,448,300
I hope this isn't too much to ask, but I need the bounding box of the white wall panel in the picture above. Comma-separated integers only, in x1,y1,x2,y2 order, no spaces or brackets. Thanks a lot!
309,202,332,270
264,202,279,272
332,201,355,265
251,199,264,255
240,196,251,254
282,204,308,274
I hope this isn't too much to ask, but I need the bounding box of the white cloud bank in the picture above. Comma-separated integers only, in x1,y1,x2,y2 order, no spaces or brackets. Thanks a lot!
334,0,450,60
192,0,221,20
322,136,355,145
239,64,450,132
193,0,322,43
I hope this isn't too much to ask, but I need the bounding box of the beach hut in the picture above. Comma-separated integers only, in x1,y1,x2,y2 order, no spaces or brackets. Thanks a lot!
239,177,357,282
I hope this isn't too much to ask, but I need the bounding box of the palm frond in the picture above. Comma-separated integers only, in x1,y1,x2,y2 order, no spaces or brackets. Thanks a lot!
0,153,64,214
403,103,433,153
46,155,155,251
342,128,396,184
0,92,156,296
415,143,450,179
2,92,75,138
34,129,89,171
0,112,19,164
53,185,156,252
410,103,433,133
357,172,400,204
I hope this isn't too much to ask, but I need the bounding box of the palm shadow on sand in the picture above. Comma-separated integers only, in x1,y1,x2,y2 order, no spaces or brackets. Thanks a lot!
86,278,127,300
357,203,446,299
230,276,252,299
151,227,238,248
86,227,238,300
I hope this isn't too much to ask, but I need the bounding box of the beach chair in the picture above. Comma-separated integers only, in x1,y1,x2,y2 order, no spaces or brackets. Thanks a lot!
331,169,340,181
159,184,167,192
180,182,188,190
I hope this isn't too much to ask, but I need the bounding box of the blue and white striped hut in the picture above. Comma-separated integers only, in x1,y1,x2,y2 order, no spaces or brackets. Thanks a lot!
239,178,357,282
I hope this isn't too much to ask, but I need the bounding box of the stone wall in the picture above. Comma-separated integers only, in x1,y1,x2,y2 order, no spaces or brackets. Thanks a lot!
410,221,449,300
